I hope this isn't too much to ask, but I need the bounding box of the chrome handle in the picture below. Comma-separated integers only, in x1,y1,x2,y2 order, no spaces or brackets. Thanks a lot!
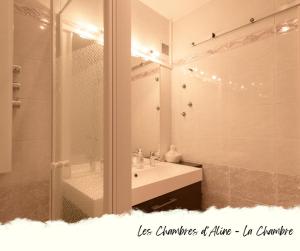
12,100,21,108
13,82,21,89
151,198,178,211
51,160,70,170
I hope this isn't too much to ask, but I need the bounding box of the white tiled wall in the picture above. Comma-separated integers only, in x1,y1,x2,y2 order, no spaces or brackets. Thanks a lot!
0,0,51,222
70,35,103,164
172,0,300,198
173,0,299,62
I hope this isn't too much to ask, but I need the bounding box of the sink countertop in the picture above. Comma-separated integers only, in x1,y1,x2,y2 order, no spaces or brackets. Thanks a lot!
131,161,203,206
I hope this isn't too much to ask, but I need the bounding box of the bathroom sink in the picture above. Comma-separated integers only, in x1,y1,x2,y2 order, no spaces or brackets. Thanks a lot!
131,161,203,206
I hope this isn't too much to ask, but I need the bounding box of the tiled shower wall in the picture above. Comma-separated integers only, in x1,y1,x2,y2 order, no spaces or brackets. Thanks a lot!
70,35,103,164
0,0,51,222
172,0,300,208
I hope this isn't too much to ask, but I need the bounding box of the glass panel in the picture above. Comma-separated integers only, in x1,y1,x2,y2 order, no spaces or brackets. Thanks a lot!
0,0,12,174
52,0,105,222
0,0,51,222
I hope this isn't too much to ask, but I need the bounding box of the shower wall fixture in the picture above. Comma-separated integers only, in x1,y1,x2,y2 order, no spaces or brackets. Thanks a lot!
12,64,22,108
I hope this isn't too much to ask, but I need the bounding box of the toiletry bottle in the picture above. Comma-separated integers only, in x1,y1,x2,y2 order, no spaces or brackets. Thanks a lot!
137,148,144,169
132,151,138,168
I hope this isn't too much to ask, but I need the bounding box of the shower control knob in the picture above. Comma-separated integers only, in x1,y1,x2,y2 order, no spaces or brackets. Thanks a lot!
13,65,22,74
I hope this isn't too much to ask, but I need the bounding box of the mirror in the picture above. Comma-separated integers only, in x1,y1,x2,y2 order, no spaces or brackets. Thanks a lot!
131,56,160,157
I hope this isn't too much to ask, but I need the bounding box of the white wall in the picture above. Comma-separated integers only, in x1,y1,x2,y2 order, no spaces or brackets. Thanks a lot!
173,0,299,62
171,0,300,207
172,0,300,172
132,0,171,64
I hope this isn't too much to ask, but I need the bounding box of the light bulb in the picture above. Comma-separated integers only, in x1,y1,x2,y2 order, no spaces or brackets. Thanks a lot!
279,25,290,33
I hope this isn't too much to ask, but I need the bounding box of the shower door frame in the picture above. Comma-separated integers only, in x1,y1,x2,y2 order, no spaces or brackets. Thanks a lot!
50,0,132,219
103,0,132,214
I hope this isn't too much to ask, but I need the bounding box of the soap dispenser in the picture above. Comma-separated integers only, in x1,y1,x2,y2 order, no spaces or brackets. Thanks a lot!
165,145,182,163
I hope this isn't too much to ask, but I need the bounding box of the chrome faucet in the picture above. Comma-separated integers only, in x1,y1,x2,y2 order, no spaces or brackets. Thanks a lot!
149,151,160,167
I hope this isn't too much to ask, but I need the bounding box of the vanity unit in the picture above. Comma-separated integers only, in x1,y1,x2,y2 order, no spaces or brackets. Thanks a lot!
133,182,202,212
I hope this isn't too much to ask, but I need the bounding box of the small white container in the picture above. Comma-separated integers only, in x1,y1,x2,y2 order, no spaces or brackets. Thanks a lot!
165,145,182,163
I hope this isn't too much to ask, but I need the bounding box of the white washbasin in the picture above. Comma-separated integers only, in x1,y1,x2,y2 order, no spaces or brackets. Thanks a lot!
131,161,203,206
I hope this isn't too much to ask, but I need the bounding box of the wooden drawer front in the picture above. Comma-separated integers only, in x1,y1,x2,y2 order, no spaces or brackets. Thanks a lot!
133,182,202,212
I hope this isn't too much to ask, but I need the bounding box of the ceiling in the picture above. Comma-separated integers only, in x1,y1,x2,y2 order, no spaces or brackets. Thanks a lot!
31,0,209,21
139,0,211,21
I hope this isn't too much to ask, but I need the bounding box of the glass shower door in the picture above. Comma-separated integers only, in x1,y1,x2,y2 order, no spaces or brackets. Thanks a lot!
52,0,105,222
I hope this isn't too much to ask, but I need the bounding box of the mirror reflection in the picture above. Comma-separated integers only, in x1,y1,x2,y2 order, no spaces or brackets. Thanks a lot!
131,57,160,159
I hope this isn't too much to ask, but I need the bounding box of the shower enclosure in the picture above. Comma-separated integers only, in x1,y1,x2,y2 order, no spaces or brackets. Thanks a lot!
51,0,106,222
0,0,131,223
51,0,132,221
